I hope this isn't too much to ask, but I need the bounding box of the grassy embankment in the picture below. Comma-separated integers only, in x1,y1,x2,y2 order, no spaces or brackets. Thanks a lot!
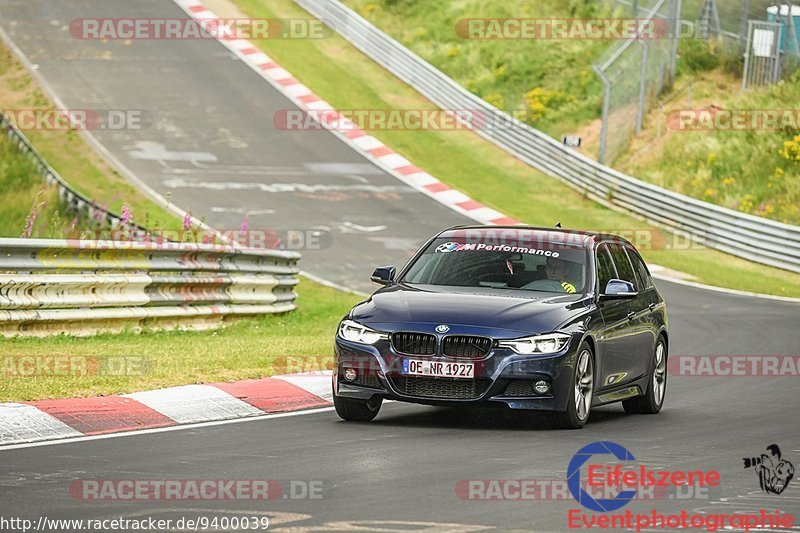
0,43,357,401
230,0,800,296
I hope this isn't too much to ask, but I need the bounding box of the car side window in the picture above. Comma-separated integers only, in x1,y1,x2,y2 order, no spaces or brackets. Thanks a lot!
596,244,616,293
626,246,653,290
607,243,637,288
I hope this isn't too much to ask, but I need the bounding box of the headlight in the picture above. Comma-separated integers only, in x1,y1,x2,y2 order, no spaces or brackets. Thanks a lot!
497,333,571,355
338,319,388,345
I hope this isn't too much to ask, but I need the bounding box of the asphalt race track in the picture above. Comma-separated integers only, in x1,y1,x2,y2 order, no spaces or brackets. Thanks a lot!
1,1,799,531
1,282,799,531
0,0,467,292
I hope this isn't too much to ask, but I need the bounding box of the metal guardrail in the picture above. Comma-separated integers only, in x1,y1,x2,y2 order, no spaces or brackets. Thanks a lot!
0,110,146,231
0,238,300,336
296,0,800,274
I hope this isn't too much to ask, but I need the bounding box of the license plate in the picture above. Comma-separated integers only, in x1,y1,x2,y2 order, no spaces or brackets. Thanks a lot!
402,359,474,378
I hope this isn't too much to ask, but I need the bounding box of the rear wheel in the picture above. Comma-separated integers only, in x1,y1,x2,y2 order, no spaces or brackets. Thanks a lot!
549,344,594,429
623,337,667,414
333,392,382,422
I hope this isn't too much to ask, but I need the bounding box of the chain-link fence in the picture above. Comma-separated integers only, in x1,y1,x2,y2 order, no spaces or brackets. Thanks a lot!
612,0,776,40
676,1,799,89
595,0,799,162
683,0,780,41
593,0,680,164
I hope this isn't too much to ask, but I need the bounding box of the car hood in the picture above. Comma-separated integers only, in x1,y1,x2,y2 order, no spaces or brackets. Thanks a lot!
350,283,591,336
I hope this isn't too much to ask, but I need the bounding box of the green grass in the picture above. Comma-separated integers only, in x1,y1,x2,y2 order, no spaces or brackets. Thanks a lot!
0,134,67,238
0,280,360,401
230,0,800,297
617,66,800,225
0,46,184,233
0,38,360,402
342,0,615,138
333,2,800,224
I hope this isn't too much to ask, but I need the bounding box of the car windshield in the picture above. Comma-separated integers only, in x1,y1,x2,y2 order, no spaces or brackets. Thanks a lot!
401,234,590,294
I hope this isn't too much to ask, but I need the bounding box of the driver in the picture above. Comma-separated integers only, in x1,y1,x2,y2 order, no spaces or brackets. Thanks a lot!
544,257,577,293
521,256,577,293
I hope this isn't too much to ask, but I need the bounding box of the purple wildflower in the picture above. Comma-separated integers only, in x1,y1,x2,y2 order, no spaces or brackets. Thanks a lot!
21,192,46,239
120,204,133,225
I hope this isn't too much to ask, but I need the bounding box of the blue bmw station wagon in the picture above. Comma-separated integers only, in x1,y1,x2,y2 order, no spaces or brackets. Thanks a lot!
333,226,668,429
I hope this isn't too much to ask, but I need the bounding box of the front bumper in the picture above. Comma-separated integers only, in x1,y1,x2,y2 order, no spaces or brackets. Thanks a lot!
333,334,580,412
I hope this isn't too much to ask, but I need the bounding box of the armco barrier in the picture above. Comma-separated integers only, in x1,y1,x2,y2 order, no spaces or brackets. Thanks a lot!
0,110,147,232
0,238,300,336
295,0,800,274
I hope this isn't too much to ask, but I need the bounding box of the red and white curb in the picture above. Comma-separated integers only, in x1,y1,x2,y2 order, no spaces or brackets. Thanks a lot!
172,0,518,227
0,372,332,446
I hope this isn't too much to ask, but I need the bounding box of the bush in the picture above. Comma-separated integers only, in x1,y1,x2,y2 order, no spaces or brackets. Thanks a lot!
679,39,720,73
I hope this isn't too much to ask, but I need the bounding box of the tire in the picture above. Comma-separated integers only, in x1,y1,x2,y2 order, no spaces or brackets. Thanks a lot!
623,336,667,415
549,343,594,429
333,392,382,422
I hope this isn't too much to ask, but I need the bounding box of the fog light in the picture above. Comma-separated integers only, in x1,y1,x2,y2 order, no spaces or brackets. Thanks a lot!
344,368,358,382
533,380,550,394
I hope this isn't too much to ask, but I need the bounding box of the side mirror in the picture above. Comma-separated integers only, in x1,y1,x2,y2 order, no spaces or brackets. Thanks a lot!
600,279,637,300
371,265,396,285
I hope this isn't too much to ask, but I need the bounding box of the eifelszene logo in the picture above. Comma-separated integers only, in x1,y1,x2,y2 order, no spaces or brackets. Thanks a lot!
743,444,795,495
567,441,720,512
567,441,637,512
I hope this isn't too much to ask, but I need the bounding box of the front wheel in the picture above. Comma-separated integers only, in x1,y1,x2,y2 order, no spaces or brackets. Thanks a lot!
333,392,382,422
623,337,667,414
549,344,594,429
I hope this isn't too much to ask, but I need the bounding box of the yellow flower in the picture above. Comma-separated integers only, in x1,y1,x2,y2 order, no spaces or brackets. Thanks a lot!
483,92,505,109
781,136,800,161
493,65,508,81
738,195,755,213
